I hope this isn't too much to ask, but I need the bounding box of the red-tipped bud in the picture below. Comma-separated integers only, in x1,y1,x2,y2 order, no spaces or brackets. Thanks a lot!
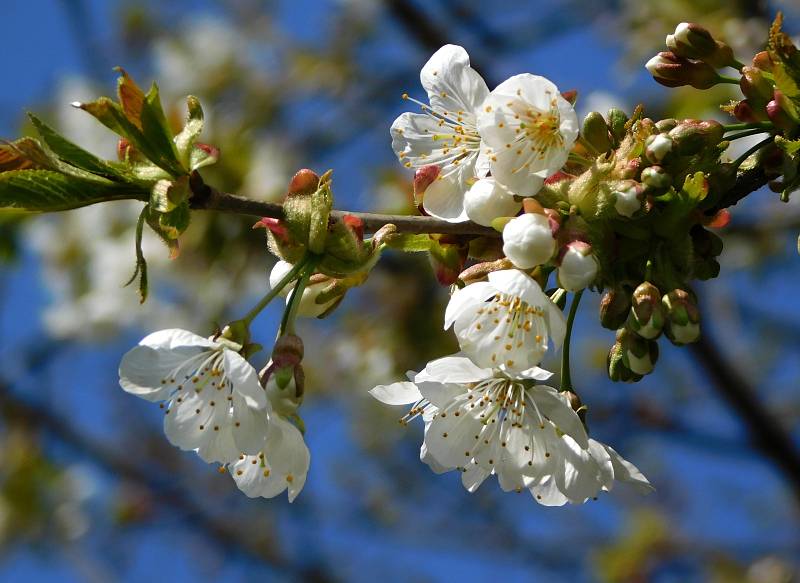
288,168,320,197
733,99,768,123
666,22,734,68
413,165,440,207
740,66,774,104
342,214,364,241
600,287,632,330
561,89,578,105
253,217,291,243
662,289,701,344
767,95,798,131
645,52,721,89
271,334,305,369
627,282,665,339
752,51,773,72
117,138,132,162
429,236,468,286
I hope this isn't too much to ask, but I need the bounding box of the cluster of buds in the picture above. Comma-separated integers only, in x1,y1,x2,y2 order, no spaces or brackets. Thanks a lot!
646,23,737,89
731,51,798,132
605,282,701,382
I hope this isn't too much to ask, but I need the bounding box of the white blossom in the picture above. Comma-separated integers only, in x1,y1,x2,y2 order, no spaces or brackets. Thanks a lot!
119,329,269,464
477,74,578,196
391,45,490,222
444,269,566,374
370,355,651,504
502,212,556,269
463,178,522,227
557,242,599,292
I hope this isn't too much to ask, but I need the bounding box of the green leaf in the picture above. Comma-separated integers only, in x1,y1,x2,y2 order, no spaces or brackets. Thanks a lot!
775,135,800,156
382,232,432,252
0,170,146,212
140,82,182,173
27,114,131,180
0,138,51,171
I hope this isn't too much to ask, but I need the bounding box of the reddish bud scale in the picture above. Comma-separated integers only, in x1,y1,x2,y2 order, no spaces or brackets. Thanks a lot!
288,169,320,197
413,165,440,205
342,214,364,241
272,334,305,369
253,217,291,243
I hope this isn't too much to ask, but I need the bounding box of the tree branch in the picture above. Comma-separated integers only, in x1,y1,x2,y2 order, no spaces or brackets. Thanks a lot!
689,330,800,505
186,163,769,239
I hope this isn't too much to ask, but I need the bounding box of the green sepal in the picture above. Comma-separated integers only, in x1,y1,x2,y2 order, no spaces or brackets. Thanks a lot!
150,175,190,213
174,96,204,169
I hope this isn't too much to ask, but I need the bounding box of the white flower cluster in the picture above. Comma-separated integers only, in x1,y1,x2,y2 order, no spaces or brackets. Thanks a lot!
119,329,309,502
370,270,652,505
392,45,599,292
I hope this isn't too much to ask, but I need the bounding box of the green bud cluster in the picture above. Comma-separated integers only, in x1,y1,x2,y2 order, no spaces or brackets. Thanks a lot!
605,280,702,382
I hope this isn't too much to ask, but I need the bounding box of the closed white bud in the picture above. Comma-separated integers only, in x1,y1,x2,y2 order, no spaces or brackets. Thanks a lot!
464,178,521,227
502,213,555,269
613,185,642,218
269,261,336,318
557,242,598,291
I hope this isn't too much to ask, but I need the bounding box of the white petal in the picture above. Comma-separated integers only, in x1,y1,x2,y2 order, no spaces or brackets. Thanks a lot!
139,328,213,350
268,261,296,296
231,394,270,455
444,281,496,330
530,386,588,448
606,443,654,493
545,299,567,351
232,414,310,502
511,366,554,381
421,425,453,474
416,355,493,384
529,476,569,506
422,173,469,222
553,435,603,503
425,406,483,468
118,344,202,402
420,45,489,115
461,463,491,492
164,390,239,464
416,380,464,409
369,381,422,406
223,350,267,409
488,269,550,308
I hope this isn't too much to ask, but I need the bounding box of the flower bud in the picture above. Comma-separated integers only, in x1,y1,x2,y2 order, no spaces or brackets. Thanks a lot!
502,212,555,269
557,241,599,291
645,134,674,163
262,360,304,412
619,327,659,376
740,66,774,104
752,51,773,73
666,22,734,68
582,112,613,154
607,339,643,383
627,282,665,339
733,99,768,123
655,118,678,133
768,92,800,131
288,168,320,197
612,182,643,218
600,287,632,330
668,119,724,156
271,334,304,369
429,236,468,286
607,108,629,143
662,289,701,344
269,261,339,317
645,52,720,89
463,178,521,227
413,164,440,207
640,166,672,193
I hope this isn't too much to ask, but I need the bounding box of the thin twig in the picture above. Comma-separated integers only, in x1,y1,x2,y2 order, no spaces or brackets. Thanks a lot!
689,331,800,505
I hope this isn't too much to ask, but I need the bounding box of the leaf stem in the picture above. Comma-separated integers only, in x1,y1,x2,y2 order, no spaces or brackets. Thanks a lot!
279,260,317,335
560,290,583,392
732,136,774,170
723,122,773,132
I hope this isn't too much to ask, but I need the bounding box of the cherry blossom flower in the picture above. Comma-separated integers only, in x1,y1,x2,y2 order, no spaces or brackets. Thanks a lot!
444,269,566,374
119,329,269,464
370,354,651,504
390,45,490,222
477,74,578,196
